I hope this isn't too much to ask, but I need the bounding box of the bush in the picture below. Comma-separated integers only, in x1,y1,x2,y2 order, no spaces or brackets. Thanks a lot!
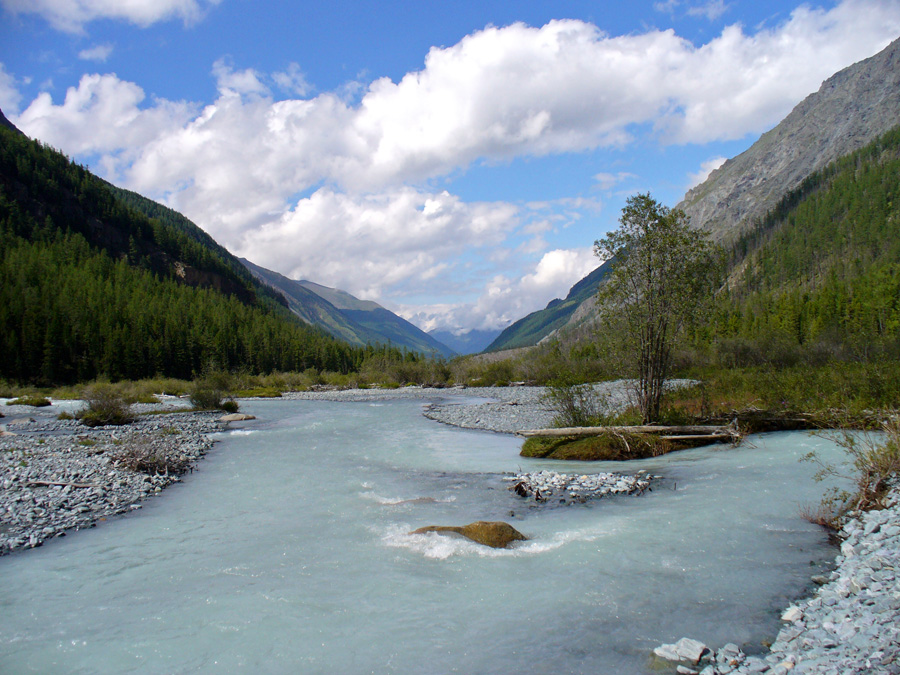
190,369,237,411
7,395,51,407
77,383,134,427
804,418,900,527
112,436,192,475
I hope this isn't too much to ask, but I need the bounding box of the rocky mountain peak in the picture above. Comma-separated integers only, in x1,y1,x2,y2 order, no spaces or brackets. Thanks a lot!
678,36,900,243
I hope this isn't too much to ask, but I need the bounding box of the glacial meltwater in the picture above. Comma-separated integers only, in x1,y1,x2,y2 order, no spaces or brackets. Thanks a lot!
0,397,844,674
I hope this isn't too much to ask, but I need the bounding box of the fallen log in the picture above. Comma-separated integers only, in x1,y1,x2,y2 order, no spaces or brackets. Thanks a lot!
516,424,731,438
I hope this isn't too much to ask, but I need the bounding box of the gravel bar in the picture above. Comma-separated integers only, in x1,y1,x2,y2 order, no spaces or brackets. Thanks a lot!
1,398,223,556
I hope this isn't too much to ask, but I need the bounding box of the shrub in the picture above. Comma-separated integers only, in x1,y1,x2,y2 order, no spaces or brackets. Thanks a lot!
112,436,191,475
7,395,51,407
803,417,900,527
77,383,134,427
190,369,238,411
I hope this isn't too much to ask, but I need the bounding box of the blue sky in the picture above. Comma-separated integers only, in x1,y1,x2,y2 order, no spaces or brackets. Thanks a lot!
2,0,899,334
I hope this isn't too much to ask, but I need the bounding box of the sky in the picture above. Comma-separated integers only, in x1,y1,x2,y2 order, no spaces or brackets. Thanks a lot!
2,1,899,336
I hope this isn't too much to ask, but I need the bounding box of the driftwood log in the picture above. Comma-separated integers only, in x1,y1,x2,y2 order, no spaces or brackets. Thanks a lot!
516,425,734,438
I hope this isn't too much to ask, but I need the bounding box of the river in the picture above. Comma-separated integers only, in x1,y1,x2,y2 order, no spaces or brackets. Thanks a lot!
0,397,843,674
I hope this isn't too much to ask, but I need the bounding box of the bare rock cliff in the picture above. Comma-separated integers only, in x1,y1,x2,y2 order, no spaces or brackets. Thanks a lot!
677,37,900,243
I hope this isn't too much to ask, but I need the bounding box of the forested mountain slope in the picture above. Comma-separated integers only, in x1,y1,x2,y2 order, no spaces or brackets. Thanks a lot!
242,260,456,358
484,260,611,352
0,114,395,384
701,125,900,350
677,36,900,243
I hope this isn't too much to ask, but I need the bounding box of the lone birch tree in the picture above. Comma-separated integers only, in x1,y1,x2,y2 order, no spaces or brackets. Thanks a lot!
595,193,718,423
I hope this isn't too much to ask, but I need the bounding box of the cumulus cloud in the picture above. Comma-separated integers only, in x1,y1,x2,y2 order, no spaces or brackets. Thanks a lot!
401,247,600,332
15,73,197,161
212,58,269,98
0,0,221,33
77,43,113,62
272,63,312,98
237,188,518,301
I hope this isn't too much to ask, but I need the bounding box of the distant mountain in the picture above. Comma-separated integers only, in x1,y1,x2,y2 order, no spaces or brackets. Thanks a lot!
241,260,457,359
677,36,900,243
427,328,502,356
485,37,900,352
484,262,611,352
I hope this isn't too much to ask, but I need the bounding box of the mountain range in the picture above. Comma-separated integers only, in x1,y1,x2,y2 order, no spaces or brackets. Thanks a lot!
485,36,900,353
240,259,456,358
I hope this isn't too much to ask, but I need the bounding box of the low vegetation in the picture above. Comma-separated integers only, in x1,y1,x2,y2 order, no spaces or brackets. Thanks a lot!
6,395,51,407
76,383,134,427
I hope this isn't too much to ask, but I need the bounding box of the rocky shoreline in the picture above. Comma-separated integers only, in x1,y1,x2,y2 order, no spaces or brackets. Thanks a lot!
652,488,900,674
1,398,223,555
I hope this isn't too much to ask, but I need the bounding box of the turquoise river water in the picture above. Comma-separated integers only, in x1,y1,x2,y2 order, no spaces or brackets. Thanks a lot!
0,397,844,674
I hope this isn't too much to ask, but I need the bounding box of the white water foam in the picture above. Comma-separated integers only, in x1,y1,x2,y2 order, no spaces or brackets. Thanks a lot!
378,522,614,560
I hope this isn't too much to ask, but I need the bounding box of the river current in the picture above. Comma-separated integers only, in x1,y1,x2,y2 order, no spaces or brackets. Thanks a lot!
0,397,842,674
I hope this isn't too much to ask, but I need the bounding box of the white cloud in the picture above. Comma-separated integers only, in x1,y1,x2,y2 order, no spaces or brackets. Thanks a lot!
687,1,731,21
687,156,727,189
212,58,269,98
0,63,22,115
272,63,312,98
14,73,197,161
77,43,113,62
400,247,599,332
0,0,222,33
236,188,519,301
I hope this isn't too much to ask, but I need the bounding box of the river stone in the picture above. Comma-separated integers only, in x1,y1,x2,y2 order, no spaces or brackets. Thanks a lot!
219,413,256,422
410,521,527,548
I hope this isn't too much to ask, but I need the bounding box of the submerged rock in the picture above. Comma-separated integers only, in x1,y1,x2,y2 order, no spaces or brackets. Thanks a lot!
410,521,527,549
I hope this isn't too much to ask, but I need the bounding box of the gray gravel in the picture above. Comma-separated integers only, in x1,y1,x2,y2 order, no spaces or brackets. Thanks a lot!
283,381,646,434
1,398,222,555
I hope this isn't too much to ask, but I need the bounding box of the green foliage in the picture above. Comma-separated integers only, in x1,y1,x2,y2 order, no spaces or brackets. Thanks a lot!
7,395,51,407
0,124,415,385
189,368,236,411
698,125,900,352
521,433,671,461
77,383,134,427
803,419,900,526
596,193,720,422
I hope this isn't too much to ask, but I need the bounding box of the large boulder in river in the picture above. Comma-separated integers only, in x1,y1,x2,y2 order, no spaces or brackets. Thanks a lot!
410,521,527,548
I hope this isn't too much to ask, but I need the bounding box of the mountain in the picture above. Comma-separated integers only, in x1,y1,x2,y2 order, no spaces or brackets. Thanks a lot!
0,116,397,383
427,328,502,356
704,124,900,349
484,261,611,352
677,36,900,243
486,37,900,352
241,260,457,359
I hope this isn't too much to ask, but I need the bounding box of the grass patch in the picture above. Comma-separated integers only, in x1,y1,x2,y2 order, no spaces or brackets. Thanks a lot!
521,433,673,461
233,387,282,398
76,383,134,427
7,395,51,407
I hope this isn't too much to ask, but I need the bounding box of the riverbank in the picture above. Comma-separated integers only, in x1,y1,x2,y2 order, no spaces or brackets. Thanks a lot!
3,386,896,675
0,398,223,555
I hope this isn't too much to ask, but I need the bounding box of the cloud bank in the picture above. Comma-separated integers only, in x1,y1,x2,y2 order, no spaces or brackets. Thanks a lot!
1,0,222,32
